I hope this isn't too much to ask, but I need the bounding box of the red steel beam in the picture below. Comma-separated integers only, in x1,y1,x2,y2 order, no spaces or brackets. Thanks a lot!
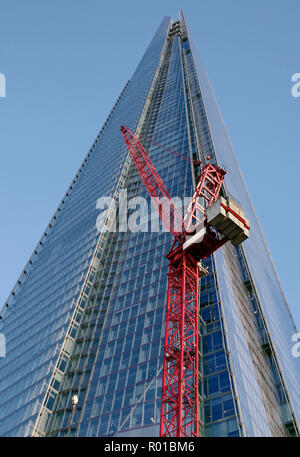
160,250,199,437
120,126,183,240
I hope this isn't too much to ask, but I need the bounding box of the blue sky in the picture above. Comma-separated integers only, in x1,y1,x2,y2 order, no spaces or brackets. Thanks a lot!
0,0,300,328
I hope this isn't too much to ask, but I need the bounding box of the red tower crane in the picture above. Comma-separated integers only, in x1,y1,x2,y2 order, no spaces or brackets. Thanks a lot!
120,125,249,437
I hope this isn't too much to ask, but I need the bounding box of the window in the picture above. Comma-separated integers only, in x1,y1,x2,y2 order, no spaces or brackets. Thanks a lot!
208,375,219,395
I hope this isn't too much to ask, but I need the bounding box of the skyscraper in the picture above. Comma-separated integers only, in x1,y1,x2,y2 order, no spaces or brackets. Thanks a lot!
0,12,299,437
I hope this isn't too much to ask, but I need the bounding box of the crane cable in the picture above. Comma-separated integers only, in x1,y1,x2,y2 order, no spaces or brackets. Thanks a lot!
136,132,202,165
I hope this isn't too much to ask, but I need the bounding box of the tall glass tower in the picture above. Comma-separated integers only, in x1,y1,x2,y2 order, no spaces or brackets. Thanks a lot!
0,13,299,438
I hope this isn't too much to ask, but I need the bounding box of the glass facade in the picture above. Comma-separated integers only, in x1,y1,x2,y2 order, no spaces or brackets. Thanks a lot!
0,13,299,437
